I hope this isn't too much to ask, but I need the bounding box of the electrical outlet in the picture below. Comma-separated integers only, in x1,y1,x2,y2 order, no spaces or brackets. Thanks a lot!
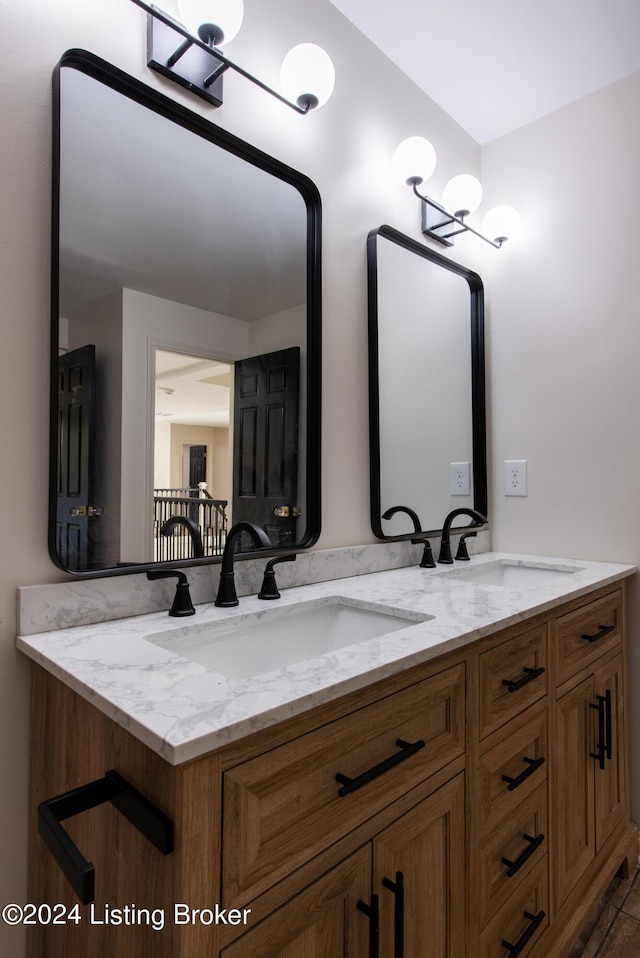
450,462,471,496
504,460,527,496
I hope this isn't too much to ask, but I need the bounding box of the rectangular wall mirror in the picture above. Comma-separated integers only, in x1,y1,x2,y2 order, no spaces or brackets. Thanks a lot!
51,51,321,575
368,225,487,540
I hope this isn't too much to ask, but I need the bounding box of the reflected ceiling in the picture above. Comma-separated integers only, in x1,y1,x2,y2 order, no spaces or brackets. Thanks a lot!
60,69,306,320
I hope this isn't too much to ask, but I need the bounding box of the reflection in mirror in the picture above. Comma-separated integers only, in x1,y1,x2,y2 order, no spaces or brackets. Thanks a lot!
51,51,320,574
368,225,486,540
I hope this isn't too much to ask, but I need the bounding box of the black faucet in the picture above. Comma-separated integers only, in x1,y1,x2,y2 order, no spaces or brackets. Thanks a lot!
438,508,487,564
161,516,204,558
215,521,272,607
147,570,196,616
382,504,435,568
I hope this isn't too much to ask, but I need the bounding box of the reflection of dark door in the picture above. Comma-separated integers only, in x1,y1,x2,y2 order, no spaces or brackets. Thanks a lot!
56,345,95,570
189,445,207,487
232,347,300,549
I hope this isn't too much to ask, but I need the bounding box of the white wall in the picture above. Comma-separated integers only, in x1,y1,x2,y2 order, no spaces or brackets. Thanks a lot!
479,71,640,818
0,0,478,952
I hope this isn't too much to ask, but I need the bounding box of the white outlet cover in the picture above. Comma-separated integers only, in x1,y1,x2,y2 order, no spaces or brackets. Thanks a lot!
504,460,527,496
450,462,471,496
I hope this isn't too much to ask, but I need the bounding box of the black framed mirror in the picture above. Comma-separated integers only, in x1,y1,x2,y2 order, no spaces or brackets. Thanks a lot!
50,50,321,575
368,225,486,540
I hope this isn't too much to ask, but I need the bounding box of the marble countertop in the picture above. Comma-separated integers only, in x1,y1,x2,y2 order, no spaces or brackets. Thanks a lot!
17,552,635,765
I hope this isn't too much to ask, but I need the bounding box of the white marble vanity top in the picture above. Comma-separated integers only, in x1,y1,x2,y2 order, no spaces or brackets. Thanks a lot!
17,552,635,765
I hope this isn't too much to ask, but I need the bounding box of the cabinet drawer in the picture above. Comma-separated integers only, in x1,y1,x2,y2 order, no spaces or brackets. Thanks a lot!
479,625,548,738
478,784,548,927
478,706,547,838
222,664,465,907
479,857,548,958
554,590,622,687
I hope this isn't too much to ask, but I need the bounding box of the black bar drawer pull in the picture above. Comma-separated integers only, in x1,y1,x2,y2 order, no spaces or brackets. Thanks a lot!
501,833,545,877
590,695,607,770
581,623,615,643
37,769,174,905
336,739,425,797
502,666,545,693
501,756,545,792
382,871,404,958
357,894,380,958
502,910,545,956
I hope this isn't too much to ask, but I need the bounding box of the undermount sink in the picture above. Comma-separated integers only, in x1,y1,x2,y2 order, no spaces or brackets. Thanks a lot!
435,559,582,588
144,597,432,679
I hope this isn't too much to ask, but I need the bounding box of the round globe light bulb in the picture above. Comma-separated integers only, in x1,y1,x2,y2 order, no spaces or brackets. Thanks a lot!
280,44,335,110
482,205,521,244
442,174,483,216
177,0,244,45
391,137,437,186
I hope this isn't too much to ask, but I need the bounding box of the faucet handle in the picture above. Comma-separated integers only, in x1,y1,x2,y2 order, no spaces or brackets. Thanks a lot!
455,531,477,561
147,570,195,617
411,538,435,569
258,554,297,600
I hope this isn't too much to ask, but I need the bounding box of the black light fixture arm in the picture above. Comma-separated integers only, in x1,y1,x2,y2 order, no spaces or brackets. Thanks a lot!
129,0,311,114
411,182,504,249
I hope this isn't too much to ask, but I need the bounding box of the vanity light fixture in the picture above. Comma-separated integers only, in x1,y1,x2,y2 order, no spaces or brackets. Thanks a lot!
392,136,520,248
129,0,335,113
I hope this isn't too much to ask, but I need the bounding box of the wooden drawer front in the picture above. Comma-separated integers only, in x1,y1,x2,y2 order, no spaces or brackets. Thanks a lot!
480,858,548,958
478,784,548,928
478,707,547,839
555,590,622,687
479,625,548,739
222,664,465,907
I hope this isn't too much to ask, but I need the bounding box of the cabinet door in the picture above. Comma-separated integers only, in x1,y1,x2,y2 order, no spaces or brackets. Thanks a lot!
553,675,595,907
594,653,626,851
220,848,372,958
373,773,466,958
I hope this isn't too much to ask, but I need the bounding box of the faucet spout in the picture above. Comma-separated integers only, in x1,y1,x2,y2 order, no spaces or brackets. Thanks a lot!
438,508,487,564
160,516,204,558
215,521,272,607
381,505,422,534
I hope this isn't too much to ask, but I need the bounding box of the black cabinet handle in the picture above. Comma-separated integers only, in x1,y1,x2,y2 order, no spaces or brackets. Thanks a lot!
501,756,545,792
382,871,404,958
581,623,615,643
591,689,613,769
357,894,380,958
37,769,174,904
336,739,425,797
502,910,545,956
604,688,613,762
590,695,607,770
502,666,545,693
501,833,545,878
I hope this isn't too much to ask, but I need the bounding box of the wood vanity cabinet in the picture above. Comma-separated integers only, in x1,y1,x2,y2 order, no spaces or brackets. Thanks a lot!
27,581,636,958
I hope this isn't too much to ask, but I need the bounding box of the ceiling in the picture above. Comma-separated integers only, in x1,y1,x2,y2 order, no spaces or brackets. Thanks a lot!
328,0,640,143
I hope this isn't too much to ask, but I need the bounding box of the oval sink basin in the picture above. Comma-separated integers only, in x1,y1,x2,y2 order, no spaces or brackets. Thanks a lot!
144,597,432,679
435,560,582,588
